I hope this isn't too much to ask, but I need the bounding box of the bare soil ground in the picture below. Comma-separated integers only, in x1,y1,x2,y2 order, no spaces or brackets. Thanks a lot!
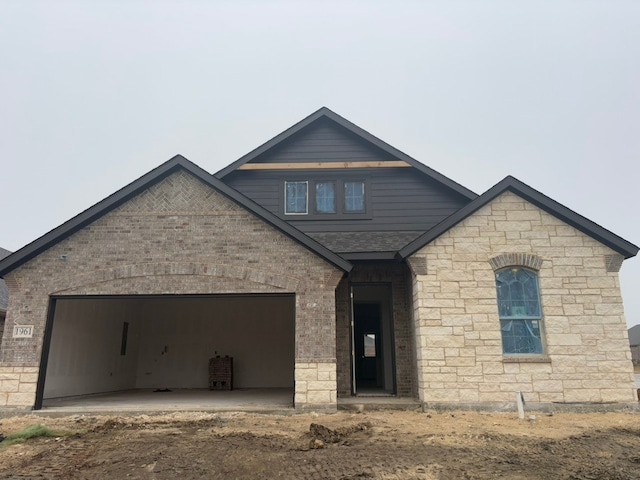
1,409,639,479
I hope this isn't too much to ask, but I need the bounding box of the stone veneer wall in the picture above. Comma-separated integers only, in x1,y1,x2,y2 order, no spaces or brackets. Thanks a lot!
335,263,416,398
409,191,636,406
0,170,344,409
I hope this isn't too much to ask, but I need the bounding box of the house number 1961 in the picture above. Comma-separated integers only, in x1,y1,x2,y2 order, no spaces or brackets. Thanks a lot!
13,325,34,338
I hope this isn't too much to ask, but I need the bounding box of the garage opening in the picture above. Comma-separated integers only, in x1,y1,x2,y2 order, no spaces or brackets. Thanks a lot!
36,294,295,410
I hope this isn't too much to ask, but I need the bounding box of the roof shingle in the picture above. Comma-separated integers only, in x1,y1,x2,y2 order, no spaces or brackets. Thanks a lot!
307,231,423,254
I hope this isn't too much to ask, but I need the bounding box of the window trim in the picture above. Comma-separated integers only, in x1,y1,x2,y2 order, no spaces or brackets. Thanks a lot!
314,180,337,215
284,181,309,215
283,178,371,219
344,180,366,213
494,266,547,357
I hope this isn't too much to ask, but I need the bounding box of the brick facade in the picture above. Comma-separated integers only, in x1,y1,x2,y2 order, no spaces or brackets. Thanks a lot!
335,263,416,398
0,170,344,409
1,172,636,411
409,192,636,406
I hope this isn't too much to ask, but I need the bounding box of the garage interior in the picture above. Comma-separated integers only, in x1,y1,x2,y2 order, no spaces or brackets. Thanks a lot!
38,294,295,410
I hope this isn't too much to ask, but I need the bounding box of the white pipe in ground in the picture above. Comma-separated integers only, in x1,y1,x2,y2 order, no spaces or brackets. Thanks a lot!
516,391,525,419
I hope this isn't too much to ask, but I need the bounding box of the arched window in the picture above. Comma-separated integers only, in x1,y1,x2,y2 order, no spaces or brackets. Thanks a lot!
495,268,544,355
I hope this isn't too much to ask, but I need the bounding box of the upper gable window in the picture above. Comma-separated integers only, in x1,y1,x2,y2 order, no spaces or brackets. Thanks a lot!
315,181,336,213
284,179,368,218
285,181,308,214
344,181,365,213
495,268,544,355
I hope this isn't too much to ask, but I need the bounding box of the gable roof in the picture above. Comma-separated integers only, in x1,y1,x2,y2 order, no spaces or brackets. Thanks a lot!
215,107,477,201
0,247,10,313
398,175,639,260
0,156,352,278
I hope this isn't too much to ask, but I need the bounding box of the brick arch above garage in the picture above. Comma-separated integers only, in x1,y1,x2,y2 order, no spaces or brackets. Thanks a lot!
9,170,344,296
1,169,345,369
49,263,304,296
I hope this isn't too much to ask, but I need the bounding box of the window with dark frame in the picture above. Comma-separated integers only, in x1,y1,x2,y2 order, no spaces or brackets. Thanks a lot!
344,181,365,212
495,268,544,355
285,181,308,214
284,179,366,216
315,181,336,213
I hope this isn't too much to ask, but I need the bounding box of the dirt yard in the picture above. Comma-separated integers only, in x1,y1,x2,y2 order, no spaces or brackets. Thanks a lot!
1,408,639,479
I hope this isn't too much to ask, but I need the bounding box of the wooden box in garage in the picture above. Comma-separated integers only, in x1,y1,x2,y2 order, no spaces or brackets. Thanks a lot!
208,355,233,390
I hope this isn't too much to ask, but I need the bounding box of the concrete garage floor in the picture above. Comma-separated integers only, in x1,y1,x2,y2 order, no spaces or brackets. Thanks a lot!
40,388,295,415
37,389,421,415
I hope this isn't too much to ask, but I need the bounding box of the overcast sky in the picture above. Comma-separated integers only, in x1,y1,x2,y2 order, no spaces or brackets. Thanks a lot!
1,1,638,326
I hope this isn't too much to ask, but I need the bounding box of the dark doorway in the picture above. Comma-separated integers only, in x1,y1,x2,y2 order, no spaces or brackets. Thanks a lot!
351,284,395,395
354,303,381,389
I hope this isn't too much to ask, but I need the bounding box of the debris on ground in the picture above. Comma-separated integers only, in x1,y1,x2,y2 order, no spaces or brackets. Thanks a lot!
0,410,639,479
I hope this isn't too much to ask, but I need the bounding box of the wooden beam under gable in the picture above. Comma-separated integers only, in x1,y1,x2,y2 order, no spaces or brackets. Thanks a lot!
237,161,412,170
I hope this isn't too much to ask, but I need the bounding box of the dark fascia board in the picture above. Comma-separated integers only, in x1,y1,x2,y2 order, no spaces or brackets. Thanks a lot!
398,175,639,260
0,155,352,277
214,107,478,201
341,252,398,261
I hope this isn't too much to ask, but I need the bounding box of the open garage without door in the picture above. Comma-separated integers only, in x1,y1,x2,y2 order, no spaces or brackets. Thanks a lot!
36,294,295,409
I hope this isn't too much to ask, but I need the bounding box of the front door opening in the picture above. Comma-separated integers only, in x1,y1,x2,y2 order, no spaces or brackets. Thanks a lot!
351,284,395,395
